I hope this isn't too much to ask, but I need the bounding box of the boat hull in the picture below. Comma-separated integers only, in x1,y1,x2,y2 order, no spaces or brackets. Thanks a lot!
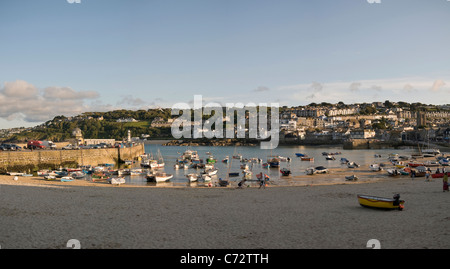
357,195,405,210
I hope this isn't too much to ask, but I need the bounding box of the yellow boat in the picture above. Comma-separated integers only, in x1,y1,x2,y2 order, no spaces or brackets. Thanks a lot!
357,194,405,210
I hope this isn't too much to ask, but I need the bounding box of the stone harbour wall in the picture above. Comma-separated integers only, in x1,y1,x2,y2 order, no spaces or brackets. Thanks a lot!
0,143,145,169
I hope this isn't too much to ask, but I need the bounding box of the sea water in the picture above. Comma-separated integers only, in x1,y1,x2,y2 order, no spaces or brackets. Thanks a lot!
120,142,422,187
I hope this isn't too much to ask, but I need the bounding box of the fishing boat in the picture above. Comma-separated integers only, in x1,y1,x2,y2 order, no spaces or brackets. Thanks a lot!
280,168,291,176
369,163,382,171
431,172,450,178
201,174,212,182
393,161,406,168
347,162,360,168
422,148,440,156
146,172,173,182
206,155,217,164
357,194,404,210
228,172,240,177
399,168,410,176
71,171,86,179
413,166,427,177
345,175,358,181
7,172,24,176
340,158,349,164
423,161,440,167
386,168,400,177
130,168,143,176
301,157,314,161
439,158,449,166
218,178,229,187
315,166,328,174
295,153,306,157
37,170,51,176
109,177,126,185
203,168,218,176
186,173,199,182
408,162,424,168
44,175,57,180
60,176,74,182
306,166,328,175
222,156,229,163
267,156,280,168
181,149,199,161
325,155,335,160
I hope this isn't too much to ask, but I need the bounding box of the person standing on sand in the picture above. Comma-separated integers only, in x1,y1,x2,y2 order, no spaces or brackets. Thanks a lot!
443,173,449,192
259,177,266,189
425,171,430,182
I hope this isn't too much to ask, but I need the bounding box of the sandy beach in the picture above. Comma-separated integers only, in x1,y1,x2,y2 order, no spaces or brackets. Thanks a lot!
0,171,449,249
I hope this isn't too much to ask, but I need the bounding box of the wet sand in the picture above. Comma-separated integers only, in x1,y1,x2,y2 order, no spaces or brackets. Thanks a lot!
0,171,449,249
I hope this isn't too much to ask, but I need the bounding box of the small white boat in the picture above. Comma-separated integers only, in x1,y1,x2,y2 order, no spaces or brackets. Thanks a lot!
369,163,382,171
7,172,24,176
109,177,126,185
61,176,74,182
306,166,328,175
44,175,57,180
347,162,360,168
201,174,212,182
37,170,51,176
130,169,143,176
186,173,199,182
71,171,86,179
203,168,218,176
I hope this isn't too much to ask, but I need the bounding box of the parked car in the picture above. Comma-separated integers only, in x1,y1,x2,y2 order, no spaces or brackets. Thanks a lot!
27,140,46,149
41,141,57,150
62,144,80,150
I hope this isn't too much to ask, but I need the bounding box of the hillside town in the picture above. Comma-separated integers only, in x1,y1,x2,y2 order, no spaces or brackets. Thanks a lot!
0,101,449,149
277,101,450,147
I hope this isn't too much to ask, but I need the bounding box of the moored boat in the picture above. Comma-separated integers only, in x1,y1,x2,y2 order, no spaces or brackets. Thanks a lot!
147,172,173,182
369,163,382,171
280,168,291,176
186,173,199,182
408,162,424,167
61,176,74,182
300,157,314,161
267,156,280,168
109,177,126,185
431,172,450,178
347,162,360,168
357,194,404,210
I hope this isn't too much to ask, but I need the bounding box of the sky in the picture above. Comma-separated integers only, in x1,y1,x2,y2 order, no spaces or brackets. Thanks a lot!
1,0,450,128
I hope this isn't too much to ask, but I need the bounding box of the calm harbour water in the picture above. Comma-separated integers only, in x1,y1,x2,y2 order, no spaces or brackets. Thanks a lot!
121,142,424,187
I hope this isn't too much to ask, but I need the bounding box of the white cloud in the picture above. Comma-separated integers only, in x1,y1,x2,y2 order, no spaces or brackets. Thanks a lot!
276,76,450,105
43,86,99,100
0,80,102,123
430,80,445,92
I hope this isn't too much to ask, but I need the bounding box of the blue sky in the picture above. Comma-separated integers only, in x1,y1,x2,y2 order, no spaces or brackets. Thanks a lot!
1,0,450,128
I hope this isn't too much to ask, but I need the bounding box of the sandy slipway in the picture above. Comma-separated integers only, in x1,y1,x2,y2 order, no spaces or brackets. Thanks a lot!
0,175,448,249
